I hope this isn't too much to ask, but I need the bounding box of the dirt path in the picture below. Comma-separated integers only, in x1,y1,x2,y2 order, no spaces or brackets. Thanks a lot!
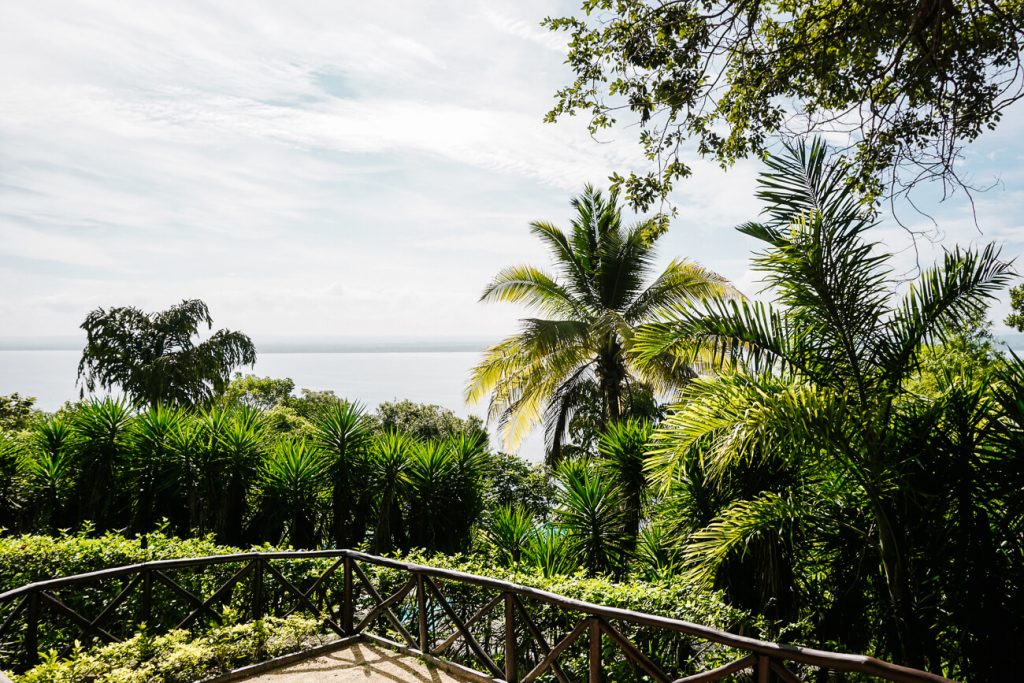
243,641,470,682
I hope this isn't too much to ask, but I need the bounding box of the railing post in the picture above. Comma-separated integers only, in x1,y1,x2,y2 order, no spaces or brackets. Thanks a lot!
141,569,153,625
504,592,517,683
342,555,353,635
589,617,602,683
24,591,40,667
251,558,264,620
416,572,428,653
757,655,769,683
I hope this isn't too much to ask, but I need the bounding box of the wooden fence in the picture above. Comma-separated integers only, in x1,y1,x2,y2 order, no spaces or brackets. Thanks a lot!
0,549,954,682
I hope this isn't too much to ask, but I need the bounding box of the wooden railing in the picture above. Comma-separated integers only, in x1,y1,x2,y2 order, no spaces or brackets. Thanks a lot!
0,549,953,682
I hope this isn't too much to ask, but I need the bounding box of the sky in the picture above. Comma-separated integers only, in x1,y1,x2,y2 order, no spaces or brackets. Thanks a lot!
2,0,1024,347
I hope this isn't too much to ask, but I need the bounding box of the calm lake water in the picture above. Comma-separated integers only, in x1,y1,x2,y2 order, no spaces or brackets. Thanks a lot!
0,350,545,461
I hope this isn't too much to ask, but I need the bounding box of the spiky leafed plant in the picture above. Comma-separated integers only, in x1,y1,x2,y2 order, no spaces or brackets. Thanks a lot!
0,433,22,530
365,430,413,554
553,458,628,576
523,526,577,578
126,405,188,535
485,503,536,566
310,400,373,549
636,138,1014,671
70,397,133,530
403,437,488,554
24,416,77,532
597,418,653,549
467,185,735,464
77,299,256,408
259,439,330,549
214,406,267,545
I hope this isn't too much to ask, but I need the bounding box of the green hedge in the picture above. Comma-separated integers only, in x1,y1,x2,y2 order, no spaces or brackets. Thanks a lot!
1,533,758,682
0,530,242,594
16,615,327,683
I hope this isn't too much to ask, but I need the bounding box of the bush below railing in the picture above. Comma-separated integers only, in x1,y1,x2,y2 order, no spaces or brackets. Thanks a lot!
0,547,954,683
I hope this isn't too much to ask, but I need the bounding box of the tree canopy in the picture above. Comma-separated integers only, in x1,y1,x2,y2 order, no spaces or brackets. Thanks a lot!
545,0,1024,209
77,299,256,408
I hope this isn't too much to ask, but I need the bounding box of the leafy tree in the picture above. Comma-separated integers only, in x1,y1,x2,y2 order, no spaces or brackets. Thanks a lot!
78,299,256,408
1005,282,1024,331
546,0,1024,209
375,400,484,442
468,185,734,464
0,393,41,432
481,452,553,518
637,138,1015,672
222,374,295,410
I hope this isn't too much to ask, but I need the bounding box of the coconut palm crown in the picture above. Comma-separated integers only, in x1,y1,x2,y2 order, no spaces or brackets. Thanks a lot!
467,185,735,462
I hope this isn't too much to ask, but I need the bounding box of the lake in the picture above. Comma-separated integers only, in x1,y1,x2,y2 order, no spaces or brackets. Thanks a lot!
0,350,546,461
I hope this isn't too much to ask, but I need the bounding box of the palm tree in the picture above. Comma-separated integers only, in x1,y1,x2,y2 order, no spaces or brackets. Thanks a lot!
637,138,1014,670
467,185,734,464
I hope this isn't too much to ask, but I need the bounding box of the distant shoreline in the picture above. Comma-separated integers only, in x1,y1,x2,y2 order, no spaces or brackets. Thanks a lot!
0,339,491,354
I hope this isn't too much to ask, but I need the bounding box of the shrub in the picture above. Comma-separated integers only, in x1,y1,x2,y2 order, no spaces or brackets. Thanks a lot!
15,615,326,683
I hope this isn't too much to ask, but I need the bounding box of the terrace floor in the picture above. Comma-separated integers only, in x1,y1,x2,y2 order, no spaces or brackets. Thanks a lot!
242,641,471,682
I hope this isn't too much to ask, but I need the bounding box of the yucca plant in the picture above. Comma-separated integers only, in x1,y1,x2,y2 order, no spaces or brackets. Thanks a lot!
311,400,373,548
23,417,77,532
633,524,680,580
523,526,577,578
70,397,133,530
214,406,267,545
259,439,330,549
0,433,23,530
484,503,536,566
125,406,187,535
403,439,460,553
597,418,653,549
365,430,412,553
553,459,628,576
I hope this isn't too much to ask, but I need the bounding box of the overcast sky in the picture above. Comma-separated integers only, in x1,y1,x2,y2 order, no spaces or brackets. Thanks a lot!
2,0,1023,346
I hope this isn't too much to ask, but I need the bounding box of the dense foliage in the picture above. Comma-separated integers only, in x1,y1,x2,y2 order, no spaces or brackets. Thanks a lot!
631,140,1022,679
0,396,501,555
545,0,1024,209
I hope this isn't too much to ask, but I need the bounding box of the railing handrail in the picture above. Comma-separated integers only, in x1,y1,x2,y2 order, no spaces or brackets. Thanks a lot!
0,549,953,682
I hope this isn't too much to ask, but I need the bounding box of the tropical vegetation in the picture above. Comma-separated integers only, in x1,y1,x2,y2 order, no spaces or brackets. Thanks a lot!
2,145,1022,682
467,184,733,464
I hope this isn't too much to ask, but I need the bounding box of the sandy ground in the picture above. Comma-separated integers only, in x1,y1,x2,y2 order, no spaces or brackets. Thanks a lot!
244,642,471,682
